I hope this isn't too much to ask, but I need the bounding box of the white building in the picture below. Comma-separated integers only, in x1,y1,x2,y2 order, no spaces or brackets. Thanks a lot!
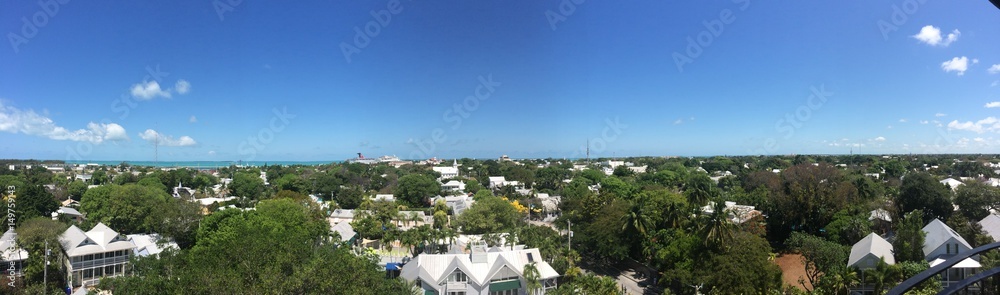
442,180,467,193
940,178,964,191
432,195,476,216
0,229,27,277
923,219,980,289
848,233,895,270
126,233,178,257
401,242,559,295
59,223,136,288
979,214,1000,242
433,160,460,181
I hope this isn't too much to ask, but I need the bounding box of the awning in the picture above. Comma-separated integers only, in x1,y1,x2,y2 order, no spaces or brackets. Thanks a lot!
489,280,521,292
929,257,982,268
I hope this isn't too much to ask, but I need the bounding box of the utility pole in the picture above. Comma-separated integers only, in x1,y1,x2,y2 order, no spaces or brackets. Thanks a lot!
567,220,572,251
43,240,48,295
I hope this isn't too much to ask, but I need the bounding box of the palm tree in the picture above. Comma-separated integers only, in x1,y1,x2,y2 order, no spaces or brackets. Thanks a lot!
827,267,859,295
701,200,736,248
622,198,652,238
523,262,542,295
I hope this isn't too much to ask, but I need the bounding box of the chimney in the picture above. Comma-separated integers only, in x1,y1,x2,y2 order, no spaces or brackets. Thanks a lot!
470,240,487,264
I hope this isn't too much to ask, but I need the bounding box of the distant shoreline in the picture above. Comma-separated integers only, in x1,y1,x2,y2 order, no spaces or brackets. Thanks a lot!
62,160,340,168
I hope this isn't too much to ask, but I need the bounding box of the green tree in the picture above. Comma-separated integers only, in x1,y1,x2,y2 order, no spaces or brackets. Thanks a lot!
274,174,309,194
786,232,848,292
893,210,927,263
15,217,68,292
523,262,542,295
396,174,440,207
955,181,1000,221
684,173,715,208
897,172,953,222
705,231,783,294
68,180,88,200
455,196,521,234
701,200,737,248
81,184,170,234
229,172,265,200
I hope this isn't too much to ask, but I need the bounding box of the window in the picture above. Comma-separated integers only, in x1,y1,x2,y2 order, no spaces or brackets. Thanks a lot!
95,253,103,259
448,292,466,295
449,270,468,282
488,290,519,295
527,253,534,262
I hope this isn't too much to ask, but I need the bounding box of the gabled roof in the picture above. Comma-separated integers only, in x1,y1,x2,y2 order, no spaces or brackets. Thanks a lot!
126,233,178,257
848,233,895,268
57,207,82,217
979,214,1000,242
401,247,559,287
59,223,136,257
922,219,972,258
330,221,356,242
0,229,27,261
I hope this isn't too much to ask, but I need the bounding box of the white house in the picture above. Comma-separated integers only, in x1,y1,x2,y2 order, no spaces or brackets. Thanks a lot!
433,160,460,181
374,194,396,202
401,242,560,295
126,233,178,257
940,178,964,191
848,233,895,270
442,180,467,193
978,214,1000,243
0,229,27,277
59,223,136,288
922,219,980,288
432,195,476,216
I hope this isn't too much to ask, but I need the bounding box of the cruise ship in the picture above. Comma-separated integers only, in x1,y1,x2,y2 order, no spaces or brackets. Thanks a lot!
346,153,401,165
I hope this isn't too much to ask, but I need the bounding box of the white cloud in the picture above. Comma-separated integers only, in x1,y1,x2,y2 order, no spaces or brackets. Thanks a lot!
874,136,886,141
175,80,191,94
208,150,216,156
975,137,986,142
129,79,191,100
920,120,929,124
673,118,684,125
0,102,128,143
887,125,893,129
189,115,197,123
899,118,908,123
947,117,1000,133
989,65,1000,74
986,102,1000,108
935,113,947,117
138,129,197,147
942,57,971,76
130,81,171,100
913,26,960,46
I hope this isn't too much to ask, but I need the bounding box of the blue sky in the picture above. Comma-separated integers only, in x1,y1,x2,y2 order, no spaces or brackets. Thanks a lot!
1,1,999,161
